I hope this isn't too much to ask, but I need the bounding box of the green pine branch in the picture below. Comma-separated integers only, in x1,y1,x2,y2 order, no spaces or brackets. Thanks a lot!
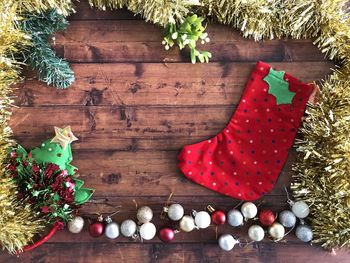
19,9,74,89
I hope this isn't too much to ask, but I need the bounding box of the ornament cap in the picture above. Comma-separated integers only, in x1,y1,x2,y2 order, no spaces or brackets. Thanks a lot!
206,205,215,213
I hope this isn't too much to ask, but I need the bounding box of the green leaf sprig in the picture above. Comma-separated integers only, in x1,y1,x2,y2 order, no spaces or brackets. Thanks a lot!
162,14,212,64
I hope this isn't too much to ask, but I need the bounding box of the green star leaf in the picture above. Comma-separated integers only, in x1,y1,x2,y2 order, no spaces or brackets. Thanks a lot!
263,68,296,105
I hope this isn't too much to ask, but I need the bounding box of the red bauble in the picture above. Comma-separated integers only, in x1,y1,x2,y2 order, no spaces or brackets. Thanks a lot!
159,227,175,242
89,221,105,237
259,209,276,226
211,210,226,225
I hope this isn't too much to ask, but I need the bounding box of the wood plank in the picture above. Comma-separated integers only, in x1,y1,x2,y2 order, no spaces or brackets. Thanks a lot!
2,243,349,263
5,141,297,197
53,20,328,62
16,62,333,106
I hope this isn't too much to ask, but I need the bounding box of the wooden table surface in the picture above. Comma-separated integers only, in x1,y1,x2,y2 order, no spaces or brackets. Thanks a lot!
2,2,349,262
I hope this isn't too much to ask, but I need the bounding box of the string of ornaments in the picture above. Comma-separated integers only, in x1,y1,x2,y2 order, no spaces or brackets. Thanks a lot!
67,194,313,251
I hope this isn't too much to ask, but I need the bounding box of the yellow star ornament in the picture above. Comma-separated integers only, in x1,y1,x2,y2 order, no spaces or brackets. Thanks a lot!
50,126,78,149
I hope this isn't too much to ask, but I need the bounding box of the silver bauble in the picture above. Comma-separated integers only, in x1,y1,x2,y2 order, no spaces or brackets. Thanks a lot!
194,211,211,229
227,209,243,227
180,215,195,232
241,202,258,219
68,216,84,234
291,201,310,219
120,219,137,237
295,225,313,242
167,204,184,221
137,206,153,224
105,222,120,239
268,222,285,240
139,222,156,240
218,234,239,251
248,225,265,242
279,210,296,228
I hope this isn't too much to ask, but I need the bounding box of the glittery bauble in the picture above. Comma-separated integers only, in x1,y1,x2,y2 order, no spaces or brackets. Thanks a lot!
248,225,265,242
241,202,258,219
105,222,120,239
268,222,285,240
211,210,226,225
218,234,239,251
139,222,156,240
279,210,296,228
227,209,243,227
194,211,211,229
68,216,84,234
259,209,275,226
159,227,175,242
180,215,195,232
120,219,137,237
89,221,105,237
295,225,313,242
291,201,310,219
167,204,184,221
137,206,153,224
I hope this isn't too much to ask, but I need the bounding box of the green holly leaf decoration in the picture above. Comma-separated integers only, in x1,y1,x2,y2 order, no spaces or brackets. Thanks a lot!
74,179,84,190
74,188,94,205
263,68,296,105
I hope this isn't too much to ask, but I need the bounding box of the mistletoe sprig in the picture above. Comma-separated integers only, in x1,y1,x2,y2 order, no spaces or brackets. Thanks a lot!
162,14,212,64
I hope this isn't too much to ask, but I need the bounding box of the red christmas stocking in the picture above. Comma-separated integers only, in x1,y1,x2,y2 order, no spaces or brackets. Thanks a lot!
177,61,313,201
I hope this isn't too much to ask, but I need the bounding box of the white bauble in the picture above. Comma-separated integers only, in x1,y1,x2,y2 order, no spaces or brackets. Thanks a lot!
137,206,153,223
295,225,313,242
194,211,211,229
139,222,156,240
218,234,239,251
248,225,265,242
120,219,137,237
291,201,310,219
68,216,84,234
105,222,120,239
268,222,285,240
180,215,195,232
279,210,296,228
168,204,184,221
227,209,243,227
241,202,258,219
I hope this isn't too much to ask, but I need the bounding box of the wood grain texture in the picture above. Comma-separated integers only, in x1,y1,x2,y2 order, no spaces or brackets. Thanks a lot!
3,1,349,262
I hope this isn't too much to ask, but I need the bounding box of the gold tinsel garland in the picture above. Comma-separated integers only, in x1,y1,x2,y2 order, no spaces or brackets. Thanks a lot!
0,0,349,252
0,0,73,253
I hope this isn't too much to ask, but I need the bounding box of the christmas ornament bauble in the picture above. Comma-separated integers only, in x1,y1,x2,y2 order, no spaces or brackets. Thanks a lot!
139,222,156,240
259,209,275,226
211,210,226,225
89,221,105,237
180,215,195,232
227,209,243,227
279,210,296,228
167,204,184,221
194,211,211,229
137,206,153,224
241,202,257,219
68,216,84,234
159,227,175,242
268,222,285,240
218,234,239,251
295,225,313,242
248,225,265,242
120,219,137,237
291,201,310,219
105,222,120,239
